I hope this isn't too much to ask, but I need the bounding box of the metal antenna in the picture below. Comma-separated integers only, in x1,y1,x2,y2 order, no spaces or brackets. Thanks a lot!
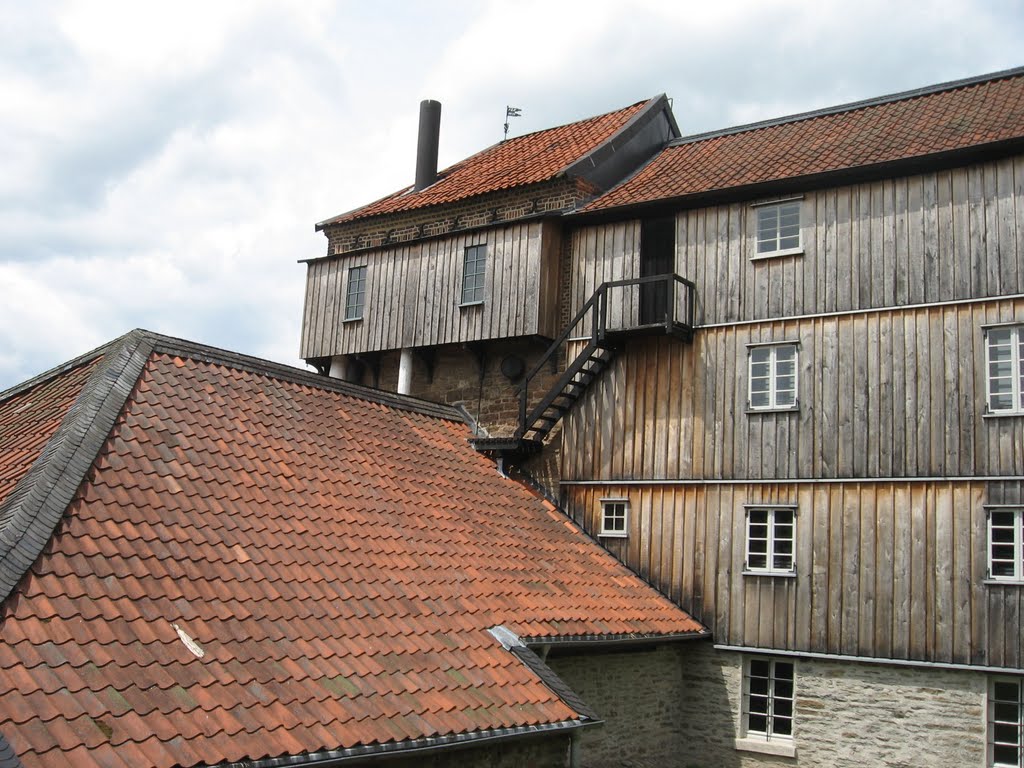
504,106,522,140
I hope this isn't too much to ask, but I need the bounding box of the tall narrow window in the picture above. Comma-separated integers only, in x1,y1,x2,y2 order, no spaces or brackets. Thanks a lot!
986,326,1024,414
745,507,796,575
462,244,487,305
988,508,1024,582
748,343,798,411
743,657,794,741
344,265,367,320
990,678,1024,767
755,201,801,257
599,499,629,538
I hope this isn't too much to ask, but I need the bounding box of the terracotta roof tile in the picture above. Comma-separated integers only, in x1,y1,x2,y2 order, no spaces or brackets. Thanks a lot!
586,68,1024,212
0,358,101,506
0,345,703,767
319,99,652,227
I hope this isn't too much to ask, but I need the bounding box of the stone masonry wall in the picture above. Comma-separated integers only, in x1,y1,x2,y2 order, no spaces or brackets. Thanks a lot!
673,643,988,768
547,643,699,768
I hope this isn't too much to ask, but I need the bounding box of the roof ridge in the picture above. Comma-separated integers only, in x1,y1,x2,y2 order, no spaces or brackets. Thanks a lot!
671,65,1024,147
315,97,656,230
0,336,123,404
138,330,462,420
0,330,155,607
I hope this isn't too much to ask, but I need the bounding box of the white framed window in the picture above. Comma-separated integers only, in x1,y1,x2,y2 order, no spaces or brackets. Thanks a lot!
461,244,487,305
748,343,798,411
988,507,1024,582
599,499,628,538
754,200,802,258
742,657,794,742
344,265,367,321
990,677,1024,767
986,325,1024,415
744,506,795,575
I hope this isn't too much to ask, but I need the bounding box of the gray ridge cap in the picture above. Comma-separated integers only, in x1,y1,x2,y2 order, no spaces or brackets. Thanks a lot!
0,336,119,404
671,64,1024,147
0,330,155,606
558,93,677,179
0,327,464,607
510,644,600,722
0,733,24,768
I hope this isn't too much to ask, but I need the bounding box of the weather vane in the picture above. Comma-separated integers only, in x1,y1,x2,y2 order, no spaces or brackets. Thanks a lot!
504,106,522,140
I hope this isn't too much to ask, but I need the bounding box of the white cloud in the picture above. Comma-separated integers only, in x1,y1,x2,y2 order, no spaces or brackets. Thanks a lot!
1,0,1023,389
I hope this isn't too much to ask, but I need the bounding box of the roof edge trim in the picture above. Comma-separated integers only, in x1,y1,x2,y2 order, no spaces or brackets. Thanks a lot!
210,719,599,768
0,330,155,605
559,93,678,183
671,65,1024,147
528,630,713,648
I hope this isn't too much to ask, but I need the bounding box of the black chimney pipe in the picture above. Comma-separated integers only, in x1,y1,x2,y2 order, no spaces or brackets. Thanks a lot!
414,100,442,192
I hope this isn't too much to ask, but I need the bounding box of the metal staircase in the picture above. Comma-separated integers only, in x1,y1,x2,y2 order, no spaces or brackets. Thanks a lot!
471,273,695,462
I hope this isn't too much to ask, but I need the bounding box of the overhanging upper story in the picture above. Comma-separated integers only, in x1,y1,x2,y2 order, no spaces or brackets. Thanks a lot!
301,94,680,368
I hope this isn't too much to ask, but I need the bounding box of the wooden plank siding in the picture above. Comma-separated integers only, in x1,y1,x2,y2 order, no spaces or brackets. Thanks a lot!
562,299,1024,482
569,155,1024,328
564,480,1023,668
300,220,559,358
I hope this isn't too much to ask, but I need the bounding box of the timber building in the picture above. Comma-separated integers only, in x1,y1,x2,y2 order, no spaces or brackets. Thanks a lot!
303,67,1024,766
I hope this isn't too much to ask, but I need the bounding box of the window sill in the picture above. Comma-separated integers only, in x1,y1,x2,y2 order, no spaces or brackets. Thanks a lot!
985,579,1024,586
459,301,484,309
746,406,799,415
598,532,628,539
735,736,796,758
342,316,363,323
750,248,803,262
983,411,1024,419
743,570,796,578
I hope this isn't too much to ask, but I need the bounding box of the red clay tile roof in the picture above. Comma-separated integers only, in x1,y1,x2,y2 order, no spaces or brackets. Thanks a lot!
318,99,653,228
0,358,101,507
585,68,1024,213
0,333,703,768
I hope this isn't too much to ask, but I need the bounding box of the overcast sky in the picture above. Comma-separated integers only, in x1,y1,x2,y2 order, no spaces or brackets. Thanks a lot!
1,0,1022,390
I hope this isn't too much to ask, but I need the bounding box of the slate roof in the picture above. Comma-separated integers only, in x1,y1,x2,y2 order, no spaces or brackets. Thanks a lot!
316,98,656,228
584,66,1024,213
0,331,705,768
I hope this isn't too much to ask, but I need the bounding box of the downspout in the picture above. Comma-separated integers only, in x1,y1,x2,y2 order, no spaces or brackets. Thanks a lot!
569,730,582,768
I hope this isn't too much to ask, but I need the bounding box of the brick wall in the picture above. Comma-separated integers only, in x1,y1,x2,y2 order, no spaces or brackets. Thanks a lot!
673,643,988,768
322,179,587,257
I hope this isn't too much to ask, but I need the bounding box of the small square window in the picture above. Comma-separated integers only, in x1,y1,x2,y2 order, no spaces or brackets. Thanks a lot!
755,201,802,257
748,343,798,411
745,507,795,575
462,244,487,305
742,657,794,741
990,677,1024,767
344,265,367,321
988,508,1024,582
986,326,1024,415
599,499,628,538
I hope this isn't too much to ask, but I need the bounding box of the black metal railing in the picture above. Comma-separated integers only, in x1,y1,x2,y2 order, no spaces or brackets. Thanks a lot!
515,273,695,441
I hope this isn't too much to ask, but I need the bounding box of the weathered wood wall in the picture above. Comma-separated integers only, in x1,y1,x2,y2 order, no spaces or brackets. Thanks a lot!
301,220,559,358
560,154,1024,670
563,480,1024,668
571,155,1024,328
562,299,1024,481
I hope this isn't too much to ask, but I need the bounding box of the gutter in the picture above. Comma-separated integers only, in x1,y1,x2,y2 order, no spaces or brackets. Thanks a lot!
210,720,599,768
